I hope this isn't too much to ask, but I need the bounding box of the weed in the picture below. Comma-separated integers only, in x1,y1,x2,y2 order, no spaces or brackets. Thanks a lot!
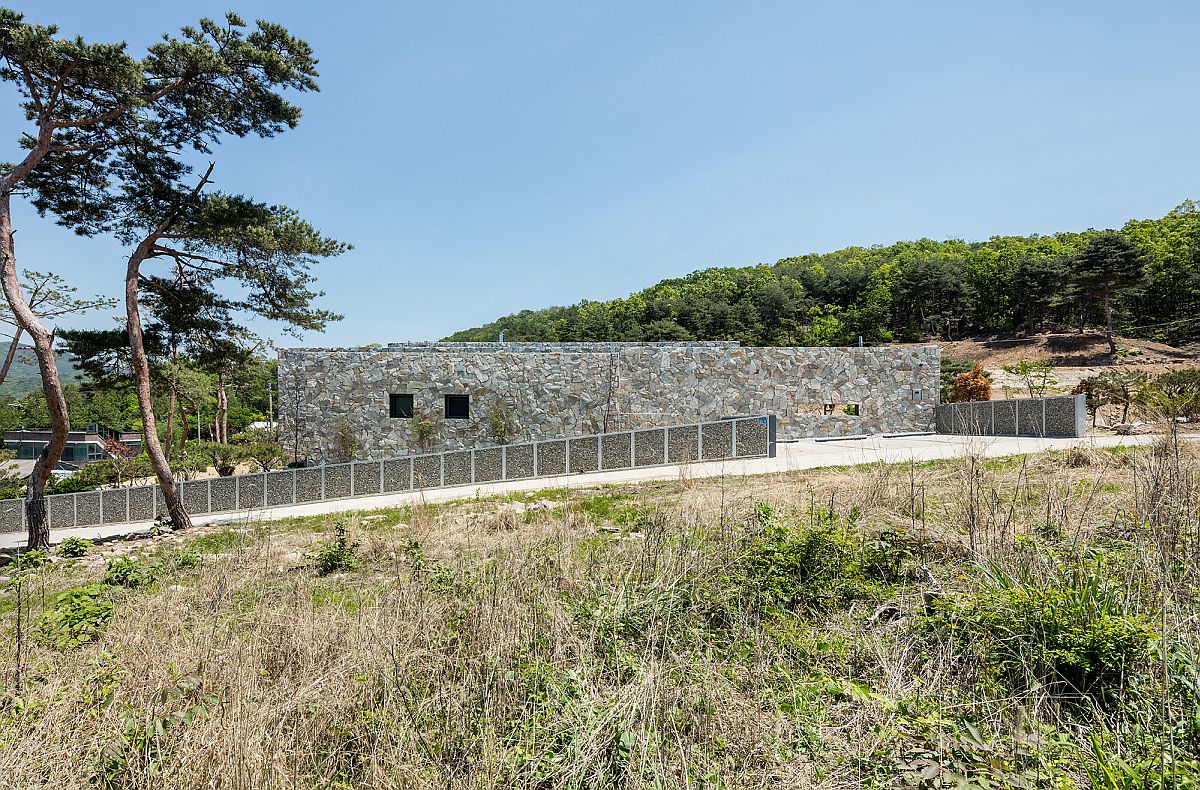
103,557,157,589
97,667,221,786
13,549,48,571
190,528,250,553
738,503,905,616
34,584,114,649
56,537,94,558
932,553,1155,702
169,548,203,571
310,583,362,612
310,523,360,575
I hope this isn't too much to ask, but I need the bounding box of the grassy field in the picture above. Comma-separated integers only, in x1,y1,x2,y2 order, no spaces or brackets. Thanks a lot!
1,435,1198,788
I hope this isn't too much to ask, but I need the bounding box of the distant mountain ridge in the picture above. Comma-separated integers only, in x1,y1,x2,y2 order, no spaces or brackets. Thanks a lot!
0,348,80,398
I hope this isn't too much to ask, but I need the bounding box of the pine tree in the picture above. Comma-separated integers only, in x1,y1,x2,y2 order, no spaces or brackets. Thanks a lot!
1072,232,1149,356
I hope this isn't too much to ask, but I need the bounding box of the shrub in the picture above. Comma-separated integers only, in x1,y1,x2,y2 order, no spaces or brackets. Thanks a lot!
331,421,360,463
738,504,907,616
942,357,988,402
1155,368,1200,398
193,441,244,477
232,428,289,471
951,362,992,403
34,584,114,649
57,536,94,558
311,523,359,575
13,548,49,570
1001,359,1058,398
46,472,102,495
485,398,518,444
1147,369,1200,419
411,414,437,452
932,556,1154,702
103,556,157,589
170,548,203,570
46,454,155,494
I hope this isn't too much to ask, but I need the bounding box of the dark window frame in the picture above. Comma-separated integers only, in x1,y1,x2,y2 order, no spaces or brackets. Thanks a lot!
389,393,414,419
444,394,470,420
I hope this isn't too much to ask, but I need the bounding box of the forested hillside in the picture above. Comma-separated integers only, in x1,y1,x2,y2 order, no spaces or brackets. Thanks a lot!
447,202,1200,347
0,350,80,398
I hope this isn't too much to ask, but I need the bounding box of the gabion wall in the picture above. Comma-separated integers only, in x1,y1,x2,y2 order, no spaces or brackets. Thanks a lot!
934,395,1086,438
0,416,775,534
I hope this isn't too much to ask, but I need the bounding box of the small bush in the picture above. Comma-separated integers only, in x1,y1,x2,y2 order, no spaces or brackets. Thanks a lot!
951,362,992,403
485,398,518,444
170,548,203,570
13,548,49,570
311,523,359,575
1002,359,1058,398
57,536,94,558
103,557,157,589
932,555,1154,702
941,358,988,402
34,584,114,649
738,504,906,616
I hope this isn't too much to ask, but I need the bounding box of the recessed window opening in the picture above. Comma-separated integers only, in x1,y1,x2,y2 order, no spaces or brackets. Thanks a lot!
794,403,862,417
389,393,414,418
444,394,470,419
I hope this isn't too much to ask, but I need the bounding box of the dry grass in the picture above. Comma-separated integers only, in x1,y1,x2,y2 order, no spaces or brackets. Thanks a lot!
1,439,1198,788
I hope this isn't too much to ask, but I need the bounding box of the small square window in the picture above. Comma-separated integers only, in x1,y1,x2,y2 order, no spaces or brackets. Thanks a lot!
444,394,470,419
389,393,414,418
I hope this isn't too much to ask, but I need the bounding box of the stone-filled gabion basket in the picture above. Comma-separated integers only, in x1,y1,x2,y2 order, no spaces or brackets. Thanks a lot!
0,416,776,535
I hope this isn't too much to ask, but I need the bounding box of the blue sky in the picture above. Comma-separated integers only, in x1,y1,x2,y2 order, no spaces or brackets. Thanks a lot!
6,1,1199,347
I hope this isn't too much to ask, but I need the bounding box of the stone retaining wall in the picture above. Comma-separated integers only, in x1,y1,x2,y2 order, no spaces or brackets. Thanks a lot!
934,395,1086,438
279,342,937,460
0,416,775,535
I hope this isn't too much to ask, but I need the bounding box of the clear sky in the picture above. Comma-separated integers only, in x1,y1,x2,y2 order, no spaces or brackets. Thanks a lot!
5,1,1199,347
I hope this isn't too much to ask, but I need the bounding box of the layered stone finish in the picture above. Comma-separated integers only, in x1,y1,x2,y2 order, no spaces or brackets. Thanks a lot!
278,342,938,460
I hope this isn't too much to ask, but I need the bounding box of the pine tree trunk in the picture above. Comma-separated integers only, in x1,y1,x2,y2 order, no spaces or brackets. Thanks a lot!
2,194,69,550
178,399,191,456
126,240,192,530
25,485,48,551
217,370,229,444
166,345,178,461
1104,292,1117,356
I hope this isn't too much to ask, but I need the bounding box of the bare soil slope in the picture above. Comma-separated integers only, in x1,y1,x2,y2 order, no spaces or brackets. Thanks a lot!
923,332,1199,397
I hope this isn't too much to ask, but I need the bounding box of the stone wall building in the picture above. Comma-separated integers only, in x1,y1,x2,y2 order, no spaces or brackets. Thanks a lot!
278,342,939,461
